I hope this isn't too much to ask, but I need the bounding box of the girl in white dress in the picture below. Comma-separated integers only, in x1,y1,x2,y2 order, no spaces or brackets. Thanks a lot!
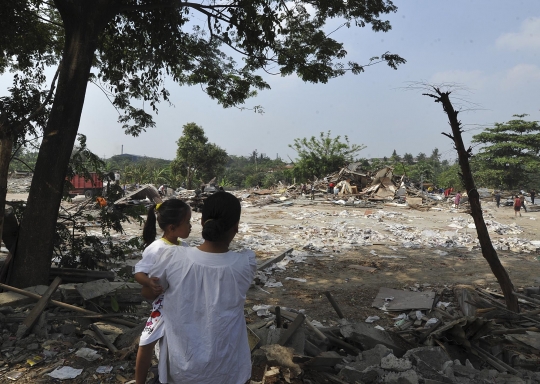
134,199,191,384
149,192,257,384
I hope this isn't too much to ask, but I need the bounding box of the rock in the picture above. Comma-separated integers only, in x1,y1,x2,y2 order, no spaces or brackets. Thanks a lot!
351,344,393,372
477,369,499,381
494,374,526,384
26,343,39,351
73,341,87,349
60,323,77,335
384,369,419,384
339,366,385,384
453,364,480,379
403,346,454,383
403,346,452,372
341,323,412,357
380,354,413,372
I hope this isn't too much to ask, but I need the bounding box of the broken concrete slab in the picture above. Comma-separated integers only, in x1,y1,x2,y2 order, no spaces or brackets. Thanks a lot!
59,282,142,305
380,354,413,372
75,279,114,300
339,366,385,384
403,346,453,383
403,346,452,372
384,369,419,384
350,344,393,372
341,323,414,357
372,287,436,311
508,331,540,350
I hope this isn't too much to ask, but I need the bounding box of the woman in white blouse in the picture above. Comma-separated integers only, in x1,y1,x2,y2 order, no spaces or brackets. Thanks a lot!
149,192,257,384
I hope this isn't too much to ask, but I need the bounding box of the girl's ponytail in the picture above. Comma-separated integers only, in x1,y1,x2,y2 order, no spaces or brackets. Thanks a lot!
142,205,158,248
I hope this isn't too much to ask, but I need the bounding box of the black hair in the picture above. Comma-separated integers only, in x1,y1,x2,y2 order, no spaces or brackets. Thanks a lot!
142,199,190,248
201,192,241,242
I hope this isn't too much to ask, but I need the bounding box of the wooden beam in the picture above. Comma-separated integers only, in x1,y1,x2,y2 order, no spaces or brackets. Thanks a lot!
277,313,305,346
257,248,293,271
18,276,62,338
324,291,345,319
89,323,118,353
0,282,136,327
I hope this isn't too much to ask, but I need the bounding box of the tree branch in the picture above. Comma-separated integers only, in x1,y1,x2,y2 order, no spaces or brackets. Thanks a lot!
13,63,62,135
11,157,35,173
118,1,241,14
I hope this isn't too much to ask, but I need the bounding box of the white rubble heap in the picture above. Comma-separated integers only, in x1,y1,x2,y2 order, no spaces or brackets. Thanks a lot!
236,208,538,254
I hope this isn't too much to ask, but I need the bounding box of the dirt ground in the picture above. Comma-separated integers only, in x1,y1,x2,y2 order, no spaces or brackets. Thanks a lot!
235,199,540,325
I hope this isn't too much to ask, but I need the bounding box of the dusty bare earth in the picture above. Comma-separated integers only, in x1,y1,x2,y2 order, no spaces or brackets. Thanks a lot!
232,199,540,326
3,190,540,383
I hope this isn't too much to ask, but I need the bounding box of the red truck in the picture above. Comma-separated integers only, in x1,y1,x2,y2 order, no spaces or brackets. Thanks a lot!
68,173,103,198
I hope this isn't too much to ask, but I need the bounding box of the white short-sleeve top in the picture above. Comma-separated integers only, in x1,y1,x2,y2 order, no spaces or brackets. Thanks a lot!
134,238,187,274
149,246,257,384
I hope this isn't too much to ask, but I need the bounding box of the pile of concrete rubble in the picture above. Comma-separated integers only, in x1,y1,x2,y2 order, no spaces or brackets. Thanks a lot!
231,208,539,255
249,272,540,384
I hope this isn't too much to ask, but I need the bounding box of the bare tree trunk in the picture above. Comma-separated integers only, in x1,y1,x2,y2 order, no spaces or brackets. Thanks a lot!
0,126,13,249
9,1,113,288
425,88,519,312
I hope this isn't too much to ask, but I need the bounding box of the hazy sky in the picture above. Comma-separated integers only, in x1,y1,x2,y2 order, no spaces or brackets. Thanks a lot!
6,1,540,163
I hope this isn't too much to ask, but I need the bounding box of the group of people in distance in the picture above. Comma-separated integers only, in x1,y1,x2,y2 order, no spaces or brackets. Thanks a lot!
134,192,256,384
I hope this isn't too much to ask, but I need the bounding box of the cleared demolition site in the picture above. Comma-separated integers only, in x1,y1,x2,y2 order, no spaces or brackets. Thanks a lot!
0,163,539,384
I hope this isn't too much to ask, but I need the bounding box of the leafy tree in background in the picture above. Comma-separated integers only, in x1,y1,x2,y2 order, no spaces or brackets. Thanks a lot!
171,123,228,189
402,153,414,165
437,163,462,190
390,149,401,163
5,0,405,288
289,131,366,180
472,115,540,190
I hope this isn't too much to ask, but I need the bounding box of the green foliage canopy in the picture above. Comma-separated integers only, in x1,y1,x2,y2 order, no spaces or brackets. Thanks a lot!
472,115,540,190
171,123,228,189
289,131,366,180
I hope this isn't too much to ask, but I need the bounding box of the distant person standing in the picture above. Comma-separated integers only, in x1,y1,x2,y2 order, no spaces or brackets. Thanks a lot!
514,195,522,217
494,190,501,208
530,189,536,205
520,195,527,212
310,184,315,200
454,191,462,209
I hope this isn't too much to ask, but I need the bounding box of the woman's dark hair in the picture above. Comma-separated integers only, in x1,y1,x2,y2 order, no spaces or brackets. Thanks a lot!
142,199,190,248
201,192,241,242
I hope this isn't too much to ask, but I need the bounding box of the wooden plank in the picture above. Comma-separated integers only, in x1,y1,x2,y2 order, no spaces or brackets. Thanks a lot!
508,331,540,350
18,276,62,338
257,248,293,271
324,291,345,319
277,313,305,346
50,268,114,283
89,323,118,353
514,292,540,306
371,287,435,311
0,282,137,328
